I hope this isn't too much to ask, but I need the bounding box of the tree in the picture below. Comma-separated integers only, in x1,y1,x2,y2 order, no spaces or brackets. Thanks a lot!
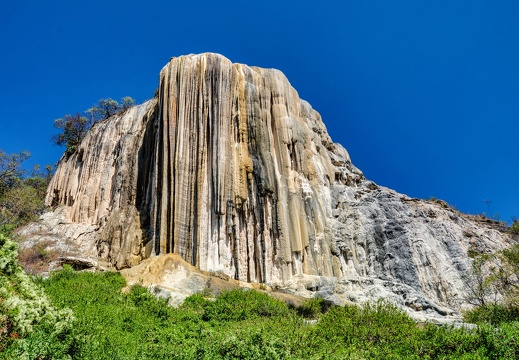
0,186,43,227
0,150,30,196
509,219,519,236
466,244,519,308
54,97,135,156
52,113,91,156
95,98,119,119
465,252,499,307
494,245,519,307
0,151,52,233
120,96,135,110
86,97,135,122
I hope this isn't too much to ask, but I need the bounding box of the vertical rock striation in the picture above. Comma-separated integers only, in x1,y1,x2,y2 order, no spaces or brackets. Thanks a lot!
44,53,513,316
143,54,364,284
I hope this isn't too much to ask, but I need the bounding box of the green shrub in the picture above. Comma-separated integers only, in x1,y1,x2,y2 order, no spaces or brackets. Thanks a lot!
0,234,74,359
293,297,333,319
464,304,519,325
4,263,519,359
510,220,519,235
201,289,291,322
53,97,136,157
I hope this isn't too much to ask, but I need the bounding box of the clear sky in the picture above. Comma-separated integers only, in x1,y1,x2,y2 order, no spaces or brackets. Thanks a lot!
1,1,518,222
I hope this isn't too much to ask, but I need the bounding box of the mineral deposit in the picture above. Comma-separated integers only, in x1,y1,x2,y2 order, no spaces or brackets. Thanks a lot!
38,53,513,318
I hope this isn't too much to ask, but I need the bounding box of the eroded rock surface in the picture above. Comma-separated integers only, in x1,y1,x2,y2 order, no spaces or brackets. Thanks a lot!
28,53,513,319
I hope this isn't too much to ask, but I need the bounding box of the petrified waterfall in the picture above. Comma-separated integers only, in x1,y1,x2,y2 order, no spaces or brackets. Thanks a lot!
45,53,512,314
47,53,362,280
151,54,371,283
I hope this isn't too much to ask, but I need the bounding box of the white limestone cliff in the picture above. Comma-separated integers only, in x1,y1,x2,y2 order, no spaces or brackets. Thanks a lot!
38,53,513,319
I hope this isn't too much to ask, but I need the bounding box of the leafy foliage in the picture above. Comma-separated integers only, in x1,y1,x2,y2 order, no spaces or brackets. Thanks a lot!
291,297,333,319
120,96,135,111
53,97,135,156
0,186,45,227
464,243,519,327
200,289,291,322
85,98,119,121
464,303,519,325
0,234,74,358
465,252,499,307
0,150,30,196
2,265,519,359
85,97,135,123
53,114,91,156
0,151,52,234
509,220,519,236
467,244,519,307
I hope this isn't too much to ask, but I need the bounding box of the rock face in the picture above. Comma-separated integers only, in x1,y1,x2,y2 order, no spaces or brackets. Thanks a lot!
41,53,513,318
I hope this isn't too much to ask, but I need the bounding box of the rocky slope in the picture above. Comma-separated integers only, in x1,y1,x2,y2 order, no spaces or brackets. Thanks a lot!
24,53,513,320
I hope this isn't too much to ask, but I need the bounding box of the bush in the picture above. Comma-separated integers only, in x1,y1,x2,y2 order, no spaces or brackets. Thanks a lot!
293,297,333,319
53,97,135,157
52,114,91,156
200,289,291,322
0,234,74,358
0,151,52,234
5,264,519,359
464,304,519,325
17,240,59,275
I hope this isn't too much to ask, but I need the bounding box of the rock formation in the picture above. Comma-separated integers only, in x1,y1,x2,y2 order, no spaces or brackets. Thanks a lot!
34,53,513,319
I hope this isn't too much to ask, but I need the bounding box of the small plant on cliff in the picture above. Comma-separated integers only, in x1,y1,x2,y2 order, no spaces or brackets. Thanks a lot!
53,97,135,156
510,219,519,236
85,96,135,122
120,96,135,111
52,113,91,156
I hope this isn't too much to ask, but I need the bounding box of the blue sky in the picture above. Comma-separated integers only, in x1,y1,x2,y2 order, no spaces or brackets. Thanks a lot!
1,1,518,222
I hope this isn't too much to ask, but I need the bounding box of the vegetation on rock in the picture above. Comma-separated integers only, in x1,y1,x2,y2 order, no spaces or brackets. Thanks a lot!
52,114,91,156
86,97,135,122
53,97,135,156
464,243,519,324
510,219,519,236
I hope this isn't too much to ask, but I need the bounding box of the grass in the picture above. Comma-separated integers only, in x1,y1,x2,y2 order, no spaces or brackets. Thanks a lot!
17,240,59,275
2,266,519,359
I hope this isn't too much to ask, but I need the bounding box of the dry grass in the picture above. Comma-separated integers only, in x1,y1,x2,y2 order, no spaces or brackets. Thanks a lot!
17,240,59,275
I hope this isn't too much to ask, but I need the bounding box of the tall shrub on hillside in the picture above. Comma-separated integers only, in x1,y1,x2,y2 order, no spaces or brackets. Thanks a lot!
465,243,519,324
